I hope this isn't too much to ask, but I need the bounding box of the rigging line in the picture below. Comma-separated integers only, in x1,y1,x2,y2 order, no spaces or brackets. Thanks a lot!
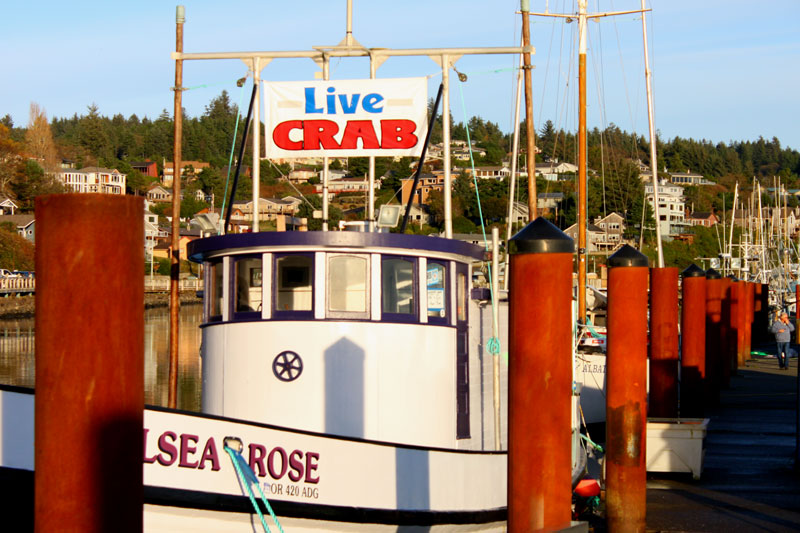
456,81,499,352
218,78,249,234
608,0,641,151
587,20,610,217
536,3,560,127
264,159,316,209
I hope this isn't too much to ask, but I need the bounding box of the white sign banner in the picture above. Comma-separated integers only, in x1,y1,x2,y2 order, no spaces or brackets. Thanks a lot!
264,78,428,158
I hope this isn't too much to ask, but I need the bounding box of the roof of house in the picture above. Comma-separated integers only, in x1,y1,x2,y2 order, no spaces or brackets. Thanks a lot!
0,215,35,227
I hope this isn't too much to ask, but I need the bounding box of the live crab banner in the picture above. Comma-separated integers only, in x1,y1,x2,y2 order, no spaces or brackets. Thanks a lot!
264,78,428,158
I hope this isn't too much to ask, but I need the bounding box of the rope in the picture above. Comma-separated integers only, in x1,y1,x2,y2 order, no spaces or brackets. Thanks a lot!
218,79,249,234
223,440,285,533
456,80,500,358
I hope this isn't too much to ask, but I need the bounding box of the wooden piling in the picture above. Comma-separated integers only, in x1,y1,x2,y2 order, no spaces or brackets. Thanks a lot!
649,267,679,418
681,265,706,417
34,194,144,533
508,218,574,532
606,245,649,533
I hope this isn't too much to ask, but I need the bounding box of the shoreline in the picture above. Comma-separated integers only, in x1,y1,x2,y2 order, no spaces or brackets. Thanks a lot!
0,293,203,320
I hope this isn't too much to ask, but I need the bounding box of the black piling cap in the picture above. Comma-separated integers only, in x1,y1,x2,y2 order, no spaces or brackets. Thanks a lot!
728,274,739,282
682,264,706,278
705,268,722,279
608,244,648,268
508,216,574,255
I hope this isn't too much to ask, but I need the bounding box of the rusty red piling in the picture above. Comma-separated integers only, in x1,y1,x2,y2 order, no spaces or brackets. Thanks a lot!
35,194,144,533
720,277,734,387
681,265,707,417
606,245,649,533
735,280,748,368
744,281,754,362
507,218,574,532
753,283,764,344
649,267,679,418
704,269,724,403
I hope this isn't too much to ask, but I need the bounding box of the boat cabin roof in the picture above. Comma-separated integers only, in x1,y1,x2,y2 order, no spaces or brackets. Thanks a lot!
187,231,485,263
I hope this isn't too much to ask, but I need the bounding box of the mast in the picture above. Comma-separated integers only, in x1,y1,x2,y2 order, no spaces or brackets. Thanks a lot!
529,2,647,325
641,0,664,268
521,0,537,222
577,0,588,323
168,5,184,409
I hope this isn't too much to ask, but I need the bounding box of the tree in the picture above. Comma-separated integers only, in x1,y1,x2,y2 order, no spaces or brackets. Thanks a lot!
24,103,59,173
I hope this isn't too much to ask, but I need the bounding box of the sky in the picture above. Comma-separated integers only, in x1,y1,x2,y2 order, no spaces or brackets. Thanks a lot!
2,0,799,153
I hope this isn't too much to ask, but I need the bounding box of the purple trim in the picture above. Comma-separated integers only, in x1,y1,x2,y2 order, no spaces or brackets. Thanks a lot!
187,231,484,263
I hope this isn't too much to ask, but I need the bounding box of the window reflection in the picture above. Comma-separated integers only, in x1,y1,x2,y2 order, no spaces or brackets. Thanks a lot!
382,257,415,316
235,257,262,313
426,262,447,320
209,259,223,319
328,255,368,314
275,255,313,312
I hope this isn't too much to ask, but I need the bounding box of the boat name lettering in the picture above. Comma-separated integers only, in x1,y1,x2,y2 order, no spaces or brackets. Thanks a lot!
248,443,320,484
142,428,321,485
143,429,221,471
583,363,606,373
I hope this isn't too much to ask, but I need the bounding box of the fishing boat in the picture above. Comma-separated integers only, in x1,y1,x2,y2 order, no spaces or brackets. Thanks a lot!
0,2,591,531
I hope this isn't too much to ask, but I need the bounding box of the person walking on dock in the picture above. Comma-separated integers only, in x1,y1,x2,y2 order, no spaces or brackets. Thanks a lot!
770,311,794,370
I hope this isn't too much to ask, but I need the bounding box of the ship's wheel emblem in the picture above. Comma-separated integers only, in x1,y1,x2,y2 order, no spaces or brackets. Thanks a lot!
272,351,303,382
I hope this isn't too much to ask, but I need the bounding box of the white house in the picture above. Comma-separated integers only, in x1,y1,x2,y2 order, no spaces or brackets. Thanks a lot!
57,167,126,195
645,180,689,236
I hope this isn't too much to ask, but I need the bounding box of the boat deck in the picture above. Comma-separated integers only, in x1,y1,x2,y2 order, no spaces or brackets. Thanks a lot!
645,351,800,532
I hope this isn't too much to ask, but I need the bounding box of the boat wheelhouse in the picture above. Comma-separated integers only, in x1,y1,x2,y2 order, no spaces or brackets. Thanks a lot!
188,230,489,450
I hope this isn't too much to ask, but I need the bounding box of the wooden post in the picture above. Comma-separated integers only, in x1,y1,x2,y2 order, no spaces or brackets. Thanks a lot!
35,194,144,533
681,265,707,417
649,267,679,418
508,218,573,531
606,244,649,533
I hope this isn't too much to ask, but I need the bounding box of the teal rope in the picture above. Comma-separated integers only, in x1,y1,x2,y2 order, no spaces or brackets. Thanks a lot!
584,317,607,339
218,80,248,234
224,444,285,533
457,81,501,357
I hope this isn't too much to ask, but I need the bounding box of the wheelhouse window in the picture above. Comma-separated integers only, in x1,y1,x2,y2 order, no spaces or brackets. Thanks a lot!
207,259,223,321
233,256,262,318
274,254,313,318
382,256,416,322
426,261,448,325
327,254,369,319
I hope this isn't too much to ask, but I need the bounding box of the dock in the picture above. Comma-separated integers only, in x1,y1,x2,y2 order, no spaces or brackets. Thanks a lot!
646,352,800,532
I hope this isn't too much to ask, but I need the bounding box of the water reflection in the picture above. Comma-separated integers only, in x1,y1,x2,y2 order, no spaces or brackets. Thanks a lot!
0,305,203,412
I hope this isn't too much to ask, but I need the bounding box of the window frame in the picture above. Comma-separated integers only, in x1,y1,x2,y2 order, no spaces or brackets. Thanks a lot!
272,252,315,320
424,260,449,326
380,254,418,324
326,252,371,320
231,254,264,321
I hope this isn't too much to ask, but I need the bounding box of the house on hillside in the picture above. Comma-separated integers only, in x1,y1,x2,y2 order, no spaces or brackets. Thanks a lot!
146,185,172,203
645,180,688,236
131,160,158,178
687,211,718,227
163,160,210,187
57,167,126,195
0,215,36,243
0,198,18,216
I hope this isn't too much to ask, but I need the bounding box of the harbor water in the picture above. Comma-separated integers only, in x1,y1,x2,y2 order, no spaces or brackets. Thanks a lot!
0,304,203,411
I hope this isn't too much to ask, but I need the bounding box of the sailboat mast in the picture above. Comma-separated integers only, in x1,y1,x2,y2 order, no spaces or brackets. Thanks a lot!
577,0,588,324
640,0,664,268
521,0,537,222
169,5,184,410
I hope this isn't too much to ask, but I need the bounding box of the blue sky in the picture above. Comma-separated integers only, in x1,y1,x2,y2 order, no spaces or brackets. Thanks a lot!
2,1,799,153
